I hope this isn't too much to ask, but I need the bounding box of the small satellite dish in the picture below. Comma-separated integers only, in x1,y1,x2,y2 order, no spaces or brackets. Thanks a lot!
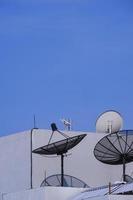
96,110,123,133
41,174,89,188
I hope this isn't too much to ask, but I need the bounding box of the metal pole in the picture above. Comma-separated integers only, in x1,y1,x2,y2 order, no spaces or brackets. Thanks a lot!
109,182,111,194
61,154,64,186
30,129,33,189
30,127,38,189
123,157,126,182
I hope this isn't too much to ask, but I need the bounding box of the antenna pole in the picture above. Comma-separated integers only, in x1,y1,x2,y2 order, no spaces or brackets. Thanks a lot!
30,129,33,189
61,154,64,186
109,182,111,194
68,119,71,131
123,157,126,182
30,127,38,189
33,115,36,129
44,170,47,186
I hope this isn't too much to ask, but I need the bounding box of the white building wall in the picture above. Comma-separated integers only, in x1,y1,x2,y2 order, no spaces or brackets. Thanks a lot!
87,195,133,200
3,188,46,200
0,194,3,200
3,188,133,200
3,187,85,200
88,197,107,200
0,129,133,194
0,131,31,193
109,195,133,200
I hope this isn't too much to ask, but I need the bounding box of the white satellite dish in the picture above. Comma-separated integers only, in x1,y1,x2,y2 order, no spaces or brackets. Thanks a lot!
96,110,123,134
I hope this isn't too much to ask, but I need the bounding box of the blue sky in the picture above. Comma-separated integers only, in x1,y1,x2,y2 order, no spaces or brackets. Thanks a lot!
0,0,133,135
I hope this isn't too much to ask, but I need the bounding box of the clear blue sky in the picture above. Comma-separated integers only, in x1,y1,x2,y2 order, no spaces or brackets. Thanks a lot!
0,0,133,135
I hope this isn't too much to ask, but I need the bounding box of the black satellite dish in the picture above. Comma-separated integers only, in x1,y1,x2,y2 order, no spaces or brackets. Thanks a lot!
124,175,133,183
94,130,133,182
41,174,89,188
33,123,86,186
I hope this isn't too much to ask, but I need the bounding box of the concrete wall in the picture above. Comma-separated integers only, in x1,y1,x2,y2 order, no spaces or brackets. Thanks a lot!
0,194,3,200
3,188,46,200
109,195,133,200
3,187,85,200
3,189,133,200
0,131,31,193
85,195,133,200
88,197,107,200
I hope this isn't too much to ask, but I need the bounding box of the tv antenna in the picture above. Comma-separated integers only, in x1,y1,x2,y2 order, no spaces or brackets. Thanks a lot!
96,110,123,134
33,123,86,186
60,118,72,131
94,130,133,182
